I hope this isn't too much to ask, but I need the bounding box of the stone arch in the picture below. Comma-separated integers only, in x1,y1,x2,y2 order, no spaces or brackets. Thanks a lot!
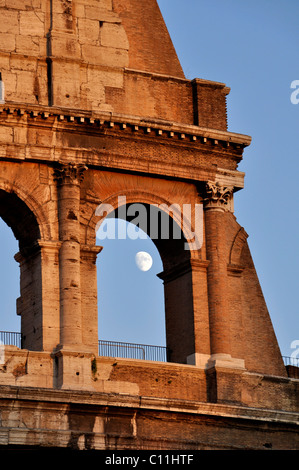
87,189,203,263
0,181,59,351
0,184,40,346
0,178,51,247
92,189,204,363
97,217,165,348
0,216,20,333
229,227,248,267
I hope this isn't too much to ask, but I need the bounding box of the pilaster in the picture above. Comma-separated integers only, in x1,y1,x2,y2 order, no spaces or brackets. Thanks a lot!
80,244,103,354
203,181,246,403
14,240,61,352
204,181,234,358
54,163,87,351
158,259,211,364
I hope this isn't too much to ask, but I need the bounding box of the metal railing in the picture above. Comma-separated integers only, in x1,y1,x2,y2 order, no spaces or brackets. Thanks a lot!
98,339,168,362
0,331,298,369
282,356,299,367
0,330,22,348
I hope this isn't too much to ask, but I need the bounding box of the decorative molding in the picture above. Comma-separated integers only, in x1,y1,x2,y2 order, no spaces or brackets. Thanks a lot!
0,103,252,149
229,227,249,266
54,163,88,185
203,181,234,211
80,245,103,263
14,240,62,263
158,259,209,283
206,353,246,371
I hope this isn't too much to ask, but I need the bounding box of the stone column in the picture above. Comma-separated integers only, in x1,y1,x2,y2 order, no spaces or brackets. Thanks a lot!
203,181,234,359
80,244,103,355
54,163,87,350
158,258,211,366
15,240,61,352
203,182,245,404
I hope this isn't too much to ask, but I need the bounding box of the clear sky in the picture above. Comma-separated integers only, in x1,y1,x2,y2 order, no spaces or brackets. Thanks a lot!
0,0,298,359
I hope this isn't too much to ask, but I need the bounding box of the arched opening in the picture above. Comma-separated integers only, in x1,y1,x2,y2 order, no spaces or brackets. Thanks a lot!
0,218,20,336
96,202,194,363
97,217,165,345
0,190,41,349
0,190,40,252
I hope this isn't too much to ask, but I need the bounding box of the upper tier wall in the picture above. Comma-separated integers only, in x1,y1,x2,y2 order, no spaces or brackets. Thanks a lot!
0,0,229,130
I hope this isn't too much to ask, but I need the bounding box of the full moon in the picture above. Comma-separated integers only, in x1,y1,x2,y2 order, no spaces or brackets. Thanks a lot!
135,251,153,272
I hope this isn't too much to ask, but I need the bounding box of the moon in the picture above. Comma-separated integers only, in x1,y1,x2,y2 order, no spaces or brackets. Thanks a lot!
135,251,153,272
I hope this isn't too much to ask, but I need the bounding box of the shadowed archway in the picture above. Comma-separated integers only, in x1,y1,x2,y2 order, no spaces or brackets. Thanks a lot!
96,202,195,364
0,189,41,252
0,189,42,350
0,217,20,333
97,217,165,348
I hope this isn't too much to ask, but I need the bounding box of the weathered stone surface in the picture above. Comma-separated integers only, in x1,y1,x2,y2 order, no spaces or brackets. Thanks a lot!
0,384,298,450
0,0,297,452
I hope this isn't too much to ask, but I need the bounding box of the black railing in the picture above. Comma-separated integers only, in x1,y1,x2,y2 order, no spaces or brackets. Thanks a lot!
98,339,168,362
0,331,298,368
0,330,22,348
282,356,299,367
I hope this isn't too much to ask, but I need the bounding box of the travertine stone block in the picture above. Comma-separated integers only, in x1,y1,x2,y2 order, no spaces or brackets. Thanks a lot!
54,351,96,390
98,68,125,89
32,0,42,8
0,126,13,142
51,0,73,16
51,12,74,32
77,18,101,44
15,35,41,55
100,0,113,9
1,73,16,99
5,0,32,9
10,55,37,72
85,6,120,23
0,33,15,52
0,347,53,388
80,43,128,68
15,71,36,100
19,11,45,37
78,0,113,10
0,10,19,34
50,33,80,58
51,61,82,108
100,23,129,50
13,126,28,145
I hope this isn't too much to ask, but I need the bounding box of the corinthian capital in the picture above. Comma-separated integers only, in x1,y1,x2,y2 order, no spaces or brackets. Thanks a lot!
54,163,87,185
203,181,234,210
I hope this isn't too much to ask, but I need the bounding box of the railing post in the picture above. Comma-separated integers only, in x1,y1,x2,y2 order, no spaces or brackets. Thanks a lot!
0,330,22,349
98,339,168,362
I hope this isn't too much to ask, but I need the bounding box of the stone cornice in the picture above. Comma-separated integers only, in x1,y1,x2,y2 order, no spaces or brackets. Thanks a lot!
0,103,247,190
0,384,298,425
0,102,252,149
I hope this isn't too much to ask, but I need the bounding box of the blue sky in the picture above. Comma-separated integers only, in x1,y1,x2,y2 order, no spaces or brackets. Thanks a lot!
0,0,298,358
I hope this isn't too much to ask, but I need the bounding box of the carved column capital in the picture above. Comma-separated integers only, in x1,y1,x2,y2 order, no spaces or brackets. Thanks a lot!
203,181,234,211
54,163,87,185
